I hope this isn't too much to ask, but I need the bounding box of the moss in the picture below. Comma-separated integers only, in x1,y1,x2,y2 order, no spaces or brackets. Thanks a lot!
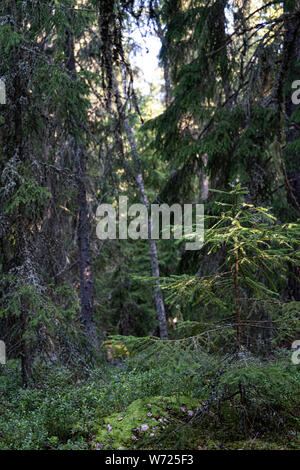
94,395,200,450
94,393,300,450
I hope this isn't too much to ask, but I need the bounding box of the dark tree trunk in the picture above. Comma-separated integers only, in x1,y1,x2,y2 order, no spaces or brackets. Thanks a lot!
21,307,32,388
10,1,32,387
283,2,300,300
75,144,97,341
64,11,98,347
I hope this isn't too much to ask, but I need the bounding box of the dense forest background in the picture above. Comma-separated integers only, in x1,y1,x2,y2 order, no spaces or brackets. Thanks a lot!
0,0,300,451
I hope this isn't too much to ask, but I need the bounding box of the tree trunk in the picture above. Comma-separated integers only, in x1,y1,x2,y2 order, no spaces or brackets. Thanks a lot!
11,1,32,386
64,10,98,347
136,172,169,340
113,71,168,339
283,2,300,300
75,144,97,344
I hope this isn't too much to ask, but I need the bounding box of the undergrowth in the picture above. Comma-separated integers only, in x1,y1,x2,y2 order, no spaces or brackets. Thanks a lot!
0,337,299,450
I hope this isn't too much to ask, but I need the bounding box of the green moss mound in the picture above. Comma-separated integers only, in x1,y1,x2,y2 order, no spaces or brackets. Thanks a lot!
94,395,200,450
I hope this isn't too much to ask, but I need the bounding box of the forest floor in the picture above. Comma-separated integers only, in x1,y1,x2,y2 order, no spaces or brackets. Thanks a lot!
0,346,299,450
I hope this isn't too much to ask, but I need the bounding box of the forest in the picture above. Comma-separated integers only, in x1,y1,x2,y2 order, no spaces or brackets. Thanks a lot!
0,0,300,452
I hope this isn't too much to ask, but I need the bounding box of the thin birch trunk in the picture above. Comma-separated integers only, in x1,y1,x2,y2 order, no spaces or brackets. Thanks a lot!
112,71,168,339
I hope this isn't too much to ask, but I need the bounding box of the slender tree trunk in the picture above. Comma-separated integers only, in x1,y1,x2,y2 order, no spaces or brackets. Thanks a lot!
64,11,98,347
135,172,169,340
112,72,168,339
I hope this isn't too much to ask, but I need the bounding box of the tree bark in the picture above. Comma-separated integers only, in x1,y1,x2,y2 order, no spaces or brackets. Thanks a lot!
135,172,169,340
113,71,168,339
11,0,32,387
283,2,300,300
75,144,97,344
64,10,98,347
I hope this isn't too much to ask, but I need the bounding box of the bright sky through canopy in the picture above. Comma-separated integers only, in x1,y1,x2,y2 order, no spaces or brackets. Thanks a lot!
128,25,164,113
